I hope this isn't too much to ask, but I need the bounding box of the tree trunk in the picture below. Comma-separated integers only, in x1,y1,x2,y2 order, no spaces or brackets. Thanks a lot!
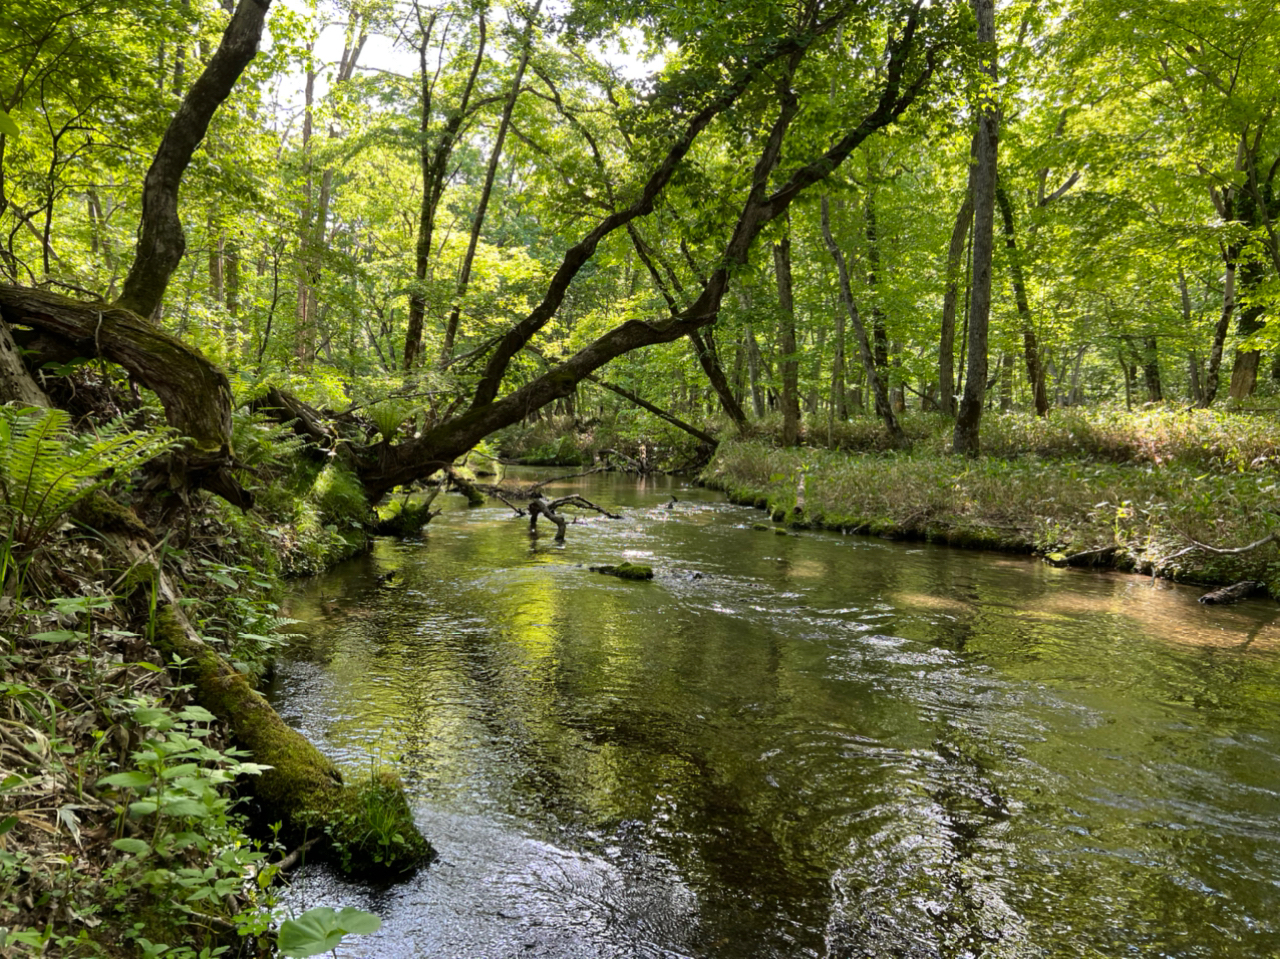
939,193,973,416
954,0,998,456
773,234,801,446
440,0,541,367
403,8,488,370
820,196,901,440
688,328,749,431
0,317,50,406
1142,335,1163,402
589,375,718,446
116,0,274,319
995,183,1047,415
0,285,247,505
1188,350,1203,405
864,190,890,372
746,324,766,418
102,523,432,875
1200,260,1235,407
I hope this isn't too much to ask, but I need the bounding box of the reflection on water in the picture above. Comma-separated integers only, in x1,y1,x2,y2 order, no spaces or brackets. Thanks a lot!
272,472,1280,958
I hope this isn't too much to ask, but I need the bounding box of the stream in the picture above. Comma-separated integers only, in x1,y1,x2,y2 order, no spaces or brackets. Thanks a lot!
271,471,1280,958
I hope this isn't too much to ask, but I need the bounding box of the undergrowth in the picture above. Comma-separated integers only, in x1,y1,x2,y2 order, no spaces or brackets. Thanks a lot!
706,407,1280,594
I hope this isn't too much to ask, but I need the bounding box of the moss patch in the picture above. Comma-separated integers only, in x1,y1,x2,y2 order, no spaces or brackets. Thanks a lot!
589,562,654,580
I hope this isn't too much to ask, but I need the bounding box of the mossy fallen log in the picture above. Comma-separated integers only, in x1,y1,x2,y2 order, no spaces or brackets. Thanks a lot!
95,509,433,878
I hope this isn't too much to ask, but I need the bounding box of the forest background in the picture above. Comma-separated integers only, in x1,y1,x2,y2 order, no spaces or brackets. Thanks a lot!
2,0,1280,954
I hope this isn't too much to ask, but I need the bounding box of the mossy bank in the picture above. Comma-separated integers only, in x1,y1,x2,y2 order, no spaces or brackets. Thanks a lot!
703,429,1280,597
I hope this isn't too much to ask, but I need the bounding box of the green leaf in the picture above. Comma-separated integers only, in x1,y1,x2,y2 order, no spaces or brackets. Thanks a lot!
333,907,382,936
98,770,154,790
161,799,211,818
0,816,17,835
0,109,18,138
30,630,83,643
178,705,216,722
278,906,382,958
128,800,159,818
112,837,152,856
131,707,175,729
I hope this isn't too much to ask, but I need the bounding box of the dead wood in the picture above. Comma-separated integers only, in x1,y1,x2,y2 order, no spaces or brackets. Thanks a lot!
1198,581,1267,605
0,286,250,506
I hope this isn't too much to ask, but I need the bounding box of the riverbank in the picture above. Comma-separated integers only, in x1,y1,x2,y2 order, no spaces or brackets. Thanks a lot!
702,409,1280,597
0,407,427,957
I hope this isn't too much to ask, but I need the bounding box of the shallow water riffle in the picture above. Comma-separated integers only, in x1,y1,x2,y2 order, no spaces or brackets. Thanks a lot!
270,471,1280,958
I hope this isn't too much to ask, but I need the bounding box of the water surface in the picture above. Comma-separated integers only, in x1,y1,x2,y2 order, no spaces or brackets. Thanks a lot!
273,472,1280,958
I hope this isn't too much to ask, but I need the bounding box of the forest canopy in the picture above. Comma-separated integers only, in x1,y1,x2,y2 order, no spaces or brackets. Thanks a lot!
1,0,1278,496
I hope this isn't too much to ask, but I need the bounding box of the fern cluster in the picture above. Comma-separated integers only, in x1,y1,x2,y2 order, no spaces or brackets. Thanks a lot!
0,404,175,561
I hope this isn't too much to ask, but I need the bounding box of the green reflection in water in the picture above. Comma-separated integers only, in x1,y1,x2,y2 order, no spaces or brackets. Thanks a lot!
275,478,1280,958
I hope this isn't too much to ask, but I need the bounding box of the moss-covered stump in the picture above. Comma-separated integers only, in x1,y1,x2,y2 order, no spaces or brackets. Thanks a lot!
589,562,654,580
153,606,434,877
373,500,440,537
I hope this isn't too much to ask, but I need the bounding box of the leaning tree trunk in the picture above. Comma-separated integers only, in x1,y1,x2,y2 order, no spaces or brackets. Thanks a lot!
820,195,901,442
0,318,50,407
0,286,249,506
116,0,274,319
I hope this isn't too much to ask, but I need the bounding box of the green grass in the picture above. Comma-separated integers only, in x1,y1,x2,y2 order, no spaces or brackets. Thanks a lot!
704,408,1280,595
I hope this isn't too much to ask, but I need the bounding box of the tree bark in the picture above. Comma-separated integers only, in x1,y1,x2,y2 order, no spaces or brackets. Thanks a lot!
0,316,50,406
820,195,901,440
746,324,766,418
1200,261,1235,407
439,0,540,367
403,7,488,370
0,285,247,504
117,0,273,319
589,376,718,446
773,234,801,446
954,0,998,456
939,193,973,416
1142,335,1163,402
995,182,1047,415
687,328,749,430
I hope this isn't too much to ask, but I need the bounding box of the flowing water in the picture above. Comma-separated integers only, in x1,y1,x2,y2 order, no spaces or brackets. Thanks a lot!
272,472,1280,958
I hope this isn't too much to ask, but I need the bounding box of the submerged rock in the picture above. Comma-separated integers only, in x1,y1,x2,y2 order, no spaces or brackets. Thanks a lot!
589,562,654,580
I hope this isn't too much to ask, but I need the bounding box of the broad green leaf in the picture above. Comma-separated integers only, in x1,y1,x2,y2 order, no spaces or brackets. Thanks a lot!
278,906,382,958
112,837,152,856
98,770,154,790
0,109,17,137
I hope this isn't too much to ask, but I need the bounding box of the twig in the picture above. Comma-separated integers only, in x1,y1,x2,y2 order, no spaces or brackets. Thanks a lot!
274,836,321,873
1165,530,1277,565
529,466,608,491
492,491,527,515
548,494,622,519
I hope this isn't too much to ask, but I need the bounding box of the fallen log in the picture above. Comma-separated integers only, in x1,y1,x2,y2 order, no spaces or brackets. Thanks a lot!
82,494,433,877
1198,581,1266,605
0,286,250,507
1044,545,1119,568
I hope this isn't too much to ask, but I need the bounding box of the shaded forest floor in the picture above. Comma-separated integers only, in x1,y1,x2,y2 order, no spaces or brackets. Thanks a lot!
702,408,1280,597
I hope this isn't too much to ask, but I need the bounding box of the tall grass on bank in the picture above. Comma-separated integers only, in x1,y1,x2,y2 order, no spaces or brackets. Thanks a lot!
704,408,1280,593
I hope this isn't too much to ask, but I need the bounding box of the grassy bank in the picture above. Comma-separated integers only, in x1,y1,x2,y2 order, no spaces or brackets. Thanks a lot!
702,409,1280,596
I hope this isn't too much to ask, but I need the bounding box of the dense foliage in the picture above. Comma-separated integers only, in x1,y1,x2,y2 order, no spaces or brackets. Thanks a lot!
3,0,1276,445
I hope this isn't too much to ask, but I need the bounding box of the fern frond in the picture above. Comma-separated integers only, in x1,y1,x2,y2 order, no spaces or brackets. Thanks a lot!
0,405,176,554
